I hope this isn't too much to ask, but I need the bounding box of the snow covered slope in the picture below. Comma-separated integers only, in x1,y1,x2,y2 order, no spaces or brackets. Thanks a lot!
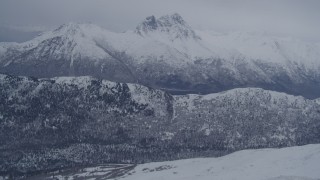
197,31,320,67
27,144,320,180
116,144,320,180
1,13,320,98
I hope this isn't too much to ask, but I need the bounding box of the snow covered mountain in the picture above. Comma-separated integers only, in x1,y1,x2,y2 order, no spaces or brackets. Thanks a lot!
1,13,320,98
1,74,319,176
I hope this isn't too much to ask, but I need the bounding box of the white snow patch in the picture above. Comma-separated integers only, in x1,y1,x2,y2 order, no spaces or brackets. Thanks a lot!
161,132,175,140
52,76,94,89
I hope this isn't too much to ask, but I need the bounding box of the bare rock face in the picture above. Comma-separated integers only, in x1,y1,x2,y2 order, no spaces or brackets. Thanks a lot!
135,13,200,40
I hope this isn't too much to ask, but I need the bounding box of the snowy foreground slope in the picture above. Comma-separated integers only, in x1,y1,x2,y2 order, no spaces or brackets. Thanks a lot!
28,144,320,180
1,13,320,98
119,144,320,180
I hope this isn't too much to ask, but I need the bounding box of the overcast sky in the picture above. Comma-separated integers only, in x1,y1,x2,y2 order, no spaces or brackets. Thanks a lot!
1,0,320,42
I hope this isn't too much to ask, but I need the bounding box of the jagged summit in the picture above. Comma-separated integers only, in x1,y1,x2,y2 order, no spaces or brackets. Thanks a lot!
158,13,186,26
139,15,158,31
135,13,200,40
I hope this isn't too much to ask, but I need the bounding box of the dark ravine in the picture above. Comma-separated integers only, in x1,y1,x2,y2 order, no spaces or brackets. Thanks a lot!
0,74,320,178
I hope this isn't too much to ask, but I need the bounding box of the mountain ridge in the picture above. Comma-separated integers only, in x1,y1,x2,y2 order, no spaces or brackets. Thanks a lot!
1,13,320,98
1,73,320,176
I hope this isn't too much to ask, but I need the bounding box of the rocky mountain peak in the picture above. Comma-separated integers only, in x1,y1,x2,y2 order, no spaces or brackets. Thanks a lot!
135,13,200,40
142,15,158,30
158,13,186,26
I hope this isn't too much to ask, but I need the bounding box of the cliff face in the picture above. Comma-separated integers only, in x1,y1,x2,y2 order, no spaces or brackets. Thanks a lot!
1,74,320,176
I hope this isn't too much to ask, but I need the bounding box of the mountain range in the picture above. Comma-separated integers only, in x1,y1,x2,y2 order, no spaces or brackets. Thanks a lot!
1,13,320,98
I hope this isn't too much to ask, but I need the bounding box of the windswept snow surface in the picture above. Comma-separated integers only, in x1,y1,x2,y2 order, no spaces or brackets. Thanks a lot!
116,144,320,180
28,144,320,180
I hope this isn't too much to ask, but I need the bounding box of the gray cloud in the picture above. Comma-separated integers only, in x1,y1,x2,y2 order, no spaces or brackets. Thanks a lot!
1,0,320,42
